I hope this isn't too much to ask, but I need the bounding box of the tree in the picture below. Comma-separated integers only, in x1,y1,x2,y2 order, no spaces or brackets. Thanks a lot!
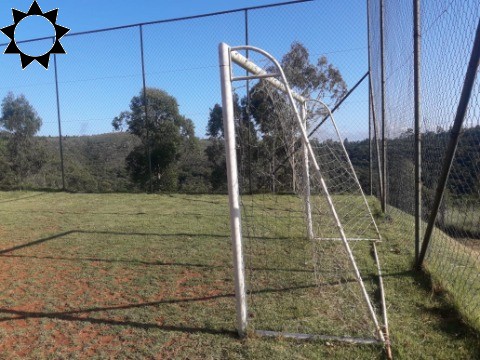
282,41,347,103
205,42,347,193
248,42,348,192
204,95,258,193
206,104,224,138
205,104,227,192
0,93,44,181
113,88,195,192
0,92,42,138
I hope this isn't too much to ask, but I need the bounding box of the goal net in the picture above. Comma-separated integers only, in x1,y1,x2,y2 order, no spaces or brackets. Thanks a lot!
219,43,390,349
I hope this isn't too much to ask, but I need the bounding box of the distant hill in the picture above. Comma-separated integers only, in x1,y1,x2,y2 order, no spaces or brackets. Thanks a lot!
0,127,478,198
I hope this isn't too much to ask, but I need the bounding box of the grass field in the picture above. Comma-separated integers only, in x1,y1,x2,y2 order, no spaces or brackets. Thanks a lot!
0,191,478,359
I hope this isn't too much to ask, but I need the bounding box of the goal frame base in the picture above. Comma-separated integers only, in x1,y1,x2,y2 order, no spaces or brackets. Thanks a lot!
255,330,383,345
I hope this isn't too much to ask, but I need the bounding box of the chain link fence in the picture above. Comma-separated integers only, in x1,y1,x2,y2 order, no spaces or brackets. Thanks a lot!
0,0,369,195
368,0,480,330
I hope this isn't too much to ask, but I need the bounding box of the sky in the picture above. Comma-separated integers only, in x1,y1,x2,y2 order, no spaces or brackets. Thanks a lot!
0,0,369,139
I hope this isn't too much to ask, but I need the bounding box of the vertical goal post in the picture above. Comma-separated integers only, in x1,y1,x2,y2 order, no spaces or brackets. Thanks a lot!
218,42,391,353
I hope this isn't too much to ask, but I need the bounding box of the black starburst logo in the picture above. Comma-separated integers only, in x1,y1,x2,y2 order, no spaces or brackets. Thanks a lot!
1,0,69,69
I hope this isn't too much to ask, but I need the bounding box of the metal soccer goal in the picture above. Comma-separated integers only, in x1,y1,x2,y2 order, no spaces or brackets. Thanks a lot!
219,42,391,355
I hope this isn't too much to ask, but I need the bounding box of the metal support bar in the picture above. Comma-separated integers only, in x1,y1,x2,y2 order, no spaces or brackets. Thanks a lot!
140,25,153,193
413,0,422,263
244,9,253,195
364,15,392,345
369,96,373,196
301,104,314,240
53,38,66,191
1,0,315,47
315,238,380,242
372,242,392,359
255,330,382,345
230,49,306,103
380,0,387,212
367,0,373,196
370,81,384,204
416,19,480,269
232,73,282,81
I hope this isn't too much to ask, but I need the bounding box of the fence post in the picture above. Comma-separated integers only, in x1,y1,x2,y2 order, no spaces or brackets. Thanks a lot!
53,38,66,191
139,25,153,193
416,19,480,269
367,0,373,196
369,83,384,202
380,0,387,212
413,0,422,263
244,9,254,195
369,102,373,195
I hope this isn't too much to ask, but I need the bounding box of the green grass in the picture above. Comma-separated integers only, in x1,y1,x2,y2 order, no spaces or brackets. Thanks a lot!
0,191,478,359
239,194,384,340
384,203,480,332
425,227,480,331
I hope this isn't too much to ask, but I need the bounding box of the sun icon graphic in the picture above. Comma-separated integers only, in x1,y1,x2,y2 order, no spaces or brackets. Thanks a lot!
1,0,69,69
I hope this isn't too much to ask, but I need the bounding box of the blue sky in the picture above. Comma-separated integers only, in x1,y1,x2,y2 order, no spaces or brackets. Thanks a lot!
0,0,369,139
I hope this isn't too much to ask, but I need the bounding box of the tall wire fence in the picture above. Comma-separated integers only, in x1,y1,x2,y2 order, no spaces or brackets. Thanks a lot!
0,0,369,194
368,0,480,330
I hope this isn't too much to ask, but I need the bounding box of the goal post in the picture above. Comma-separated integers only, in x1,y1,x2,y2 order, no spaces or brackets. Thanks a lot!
219,43,248,336
218,42,390,351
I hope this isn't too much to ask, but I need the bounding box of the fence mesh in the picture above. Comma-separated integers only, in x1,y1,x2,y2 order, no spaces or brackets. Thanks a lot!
368,0,480,330
0,0,369,195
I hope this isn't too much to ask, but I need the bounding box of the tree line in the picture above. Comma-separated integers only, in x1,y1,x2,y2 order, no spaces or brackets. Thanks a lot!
0,42,478,202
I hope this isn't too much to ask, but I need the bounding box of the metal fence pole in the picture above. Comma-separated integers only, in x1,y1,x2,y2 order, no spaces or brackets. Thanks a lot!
413,0,422,263
139,25,153,193
416,19,480,269
53,37,66,191
369,103,373,195
380,0,387,212
244,9,254,195
370,83,384,201
367,0,373,196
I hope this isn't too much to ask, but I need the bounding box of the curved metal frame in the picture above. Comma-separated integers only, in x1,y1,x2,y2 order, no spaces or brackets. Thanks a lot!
222,43,388,344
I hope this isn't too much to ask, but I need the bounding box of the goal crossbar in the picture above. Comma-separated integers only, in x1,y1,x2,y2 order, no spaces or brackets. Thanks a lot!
230,48,306,103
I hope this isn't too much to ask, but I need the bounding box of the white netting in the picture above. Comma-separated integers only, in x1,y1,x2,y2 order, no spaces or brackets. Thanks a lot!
227,49,386,342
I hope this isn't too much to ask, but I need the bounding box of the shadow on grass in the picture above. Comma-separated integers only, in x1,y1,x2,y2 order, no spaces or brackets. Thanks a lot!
0,231,75,255
0,253,317,275
0,230,315,273
0,283,344,337
389,267,480,343
0,230,228,256
1,253,226,269
0,294,238,338
0,232,390,340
